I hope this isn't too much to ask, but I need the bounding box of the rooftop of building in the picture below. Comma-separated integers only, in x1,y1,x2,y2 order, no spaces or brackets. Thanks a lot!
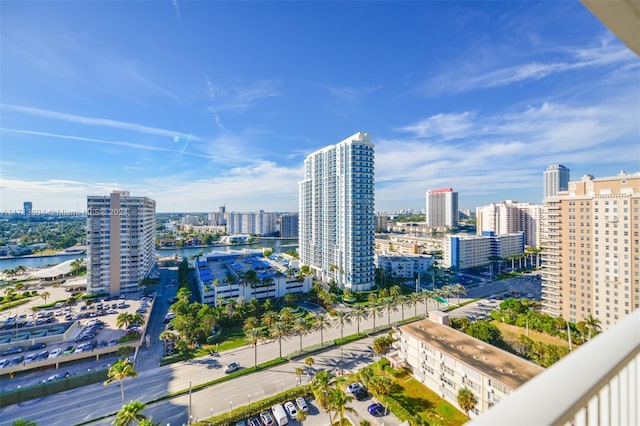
398,314,544,390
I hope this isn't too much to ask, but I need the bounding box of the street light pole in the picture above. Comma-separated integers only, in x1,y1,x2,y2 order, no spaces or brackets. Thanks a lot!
188,381,192,424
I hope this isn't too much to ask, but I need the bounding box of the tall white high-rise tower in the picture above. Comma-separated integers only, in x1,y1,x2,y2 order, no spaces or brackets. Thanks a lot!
298,132,375,291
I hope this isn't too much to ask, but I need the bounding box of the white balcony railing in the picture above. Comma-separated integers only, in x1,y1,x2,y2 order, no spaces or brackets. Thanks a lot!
470,309,639,426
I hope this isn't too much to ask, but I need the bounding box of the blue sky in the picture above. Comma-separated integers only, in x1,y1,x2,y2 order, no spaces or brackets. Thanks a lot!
1,1,638,213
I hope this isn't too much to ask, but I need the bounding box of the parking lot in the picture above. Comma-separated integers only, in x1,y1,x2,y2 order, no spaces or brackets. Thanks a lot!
0,282,154,389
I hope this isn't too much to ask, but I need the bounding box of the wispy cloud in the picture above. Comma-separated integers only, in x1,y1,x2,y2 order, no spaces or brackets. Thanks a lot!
171,0,181,20
206,79,281,112
421,36,638,95
395,112,476,140
327,84,383,103
1,104,200,142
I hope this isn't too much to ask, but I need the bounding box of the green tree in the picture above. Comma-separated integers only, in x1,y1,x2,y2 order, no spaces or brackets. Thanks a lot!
350,305,369,335
104,359,138,405
113,400,147,426
12,420,37,426
295,366,304,385
367,376,394,396
293,316,309,352
40,290,51,305
467,321,503,346
261,310,278,329
314,313,332,347
245,327,264,369
457,387,477,419
304,356,315,376
311,369,337,411
584,314,601,340
270,321,289,359
326,388,355,426
372,334,394,355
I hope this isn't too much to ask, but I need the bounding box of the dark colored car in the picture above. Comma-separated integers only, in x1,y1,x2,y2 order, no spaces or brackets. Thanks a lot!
1,346,24,356
368,403,384,416
27,343,47,351
353,387,369,400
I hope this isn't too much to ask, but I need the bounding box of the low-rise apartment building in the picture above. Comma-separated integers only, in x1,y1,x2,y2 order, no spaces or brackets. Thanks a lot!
395,313,544,419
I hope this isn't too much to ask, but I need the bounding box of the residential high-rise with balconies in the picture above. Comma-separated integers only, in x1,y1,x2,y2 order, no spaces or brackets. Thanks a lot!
540,171,640,331
298,132,375,291
426,187,458,228
476,200,543,248
87,191,156,296
543,164,570,201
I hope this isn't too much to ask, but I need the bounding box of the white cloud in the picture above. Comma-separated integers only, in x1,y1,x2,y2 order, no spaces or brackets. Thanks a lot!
1,104,199,142
206,80,282,112
326,85,383,103
422,36,637,95
395,112,476,140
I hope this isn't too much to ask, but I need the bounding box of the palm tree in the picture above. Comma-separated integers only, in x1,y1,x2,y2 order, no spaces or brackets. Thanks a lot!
383,298,397,327
245,327,264,369
113,400,147,426
333,310,352,375
270,321,289,359
159,331,176,356
389,285,402,298
408,292,422,318
279,306,295,327
311,369,337,411
11,420,36,426
420,289,434,316
369,302,384,332
104,358,138,405
295,366,304,385
327,388,355,426
451,283,467,305
40,290,51,305
304,356,315,376
293,316,309,352
243,316,259,330
314,313,332,347
397,294,412,322
457,387,477,419
261,310,278,329
584,314,602,340
116,313,134,330
350,305,369,334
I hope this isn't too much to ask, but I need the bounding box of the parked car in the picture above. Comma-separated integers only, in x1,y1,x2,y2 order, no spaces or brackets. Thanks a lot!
284,401,297,419
368,403,384,416
224,362,240,374
62,345,75,355
1,346,24,356
352,386,369,400
247,417,260,426
294,396,308,412
259,411,274,426
48,348,62,359
347,382,363,394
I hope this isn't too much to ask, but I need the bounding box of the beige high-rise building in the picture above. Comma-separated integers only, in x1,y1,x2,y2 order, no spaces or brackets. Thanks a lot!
541,171,640,330
87,191,156,296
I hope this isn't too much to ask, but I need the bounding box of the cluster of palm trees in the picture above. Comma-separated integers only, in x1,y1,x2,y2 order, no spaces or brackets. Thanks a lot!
104,358,158,425
310,369,355,425
240,283,470,369
2,265,27,280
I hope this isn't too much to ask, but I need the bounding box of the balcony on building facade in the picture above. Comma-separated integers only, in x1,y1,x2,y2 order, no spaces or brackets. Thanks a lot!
469,309,639,426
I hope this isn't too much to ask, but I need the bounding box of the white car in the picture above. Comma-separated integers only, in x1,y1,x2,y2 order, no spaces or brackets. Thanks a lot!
224,362,240,373
295,396,308,412
284,401,297,419
48,348,62,359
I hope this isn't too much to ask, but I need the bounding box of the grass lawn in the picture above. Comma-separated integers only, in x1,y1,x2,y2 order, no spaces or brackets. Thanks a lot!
490,320,573,348
368,362,468,426
200,324,247,354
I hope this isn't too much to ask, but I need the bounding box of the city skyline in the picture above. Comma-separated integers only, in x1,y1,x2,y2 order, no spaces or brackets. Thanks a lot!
1,2,639,213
